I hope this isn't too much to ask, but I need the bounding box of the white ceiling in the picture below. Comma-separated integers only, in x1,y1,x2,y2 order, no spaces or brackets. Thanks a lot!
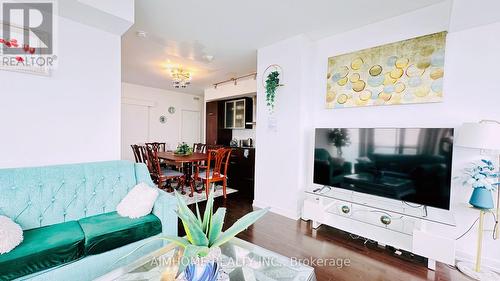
121,0,444,95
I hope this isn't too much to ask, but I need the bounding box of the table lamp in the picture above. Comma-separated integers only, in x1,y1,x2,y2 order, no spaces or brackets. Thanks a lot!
455,120,500,281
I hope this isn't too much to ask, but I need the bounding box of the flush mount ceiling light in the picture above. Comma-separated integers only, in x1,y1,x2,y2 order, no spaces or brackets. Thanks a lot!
170,68,192,89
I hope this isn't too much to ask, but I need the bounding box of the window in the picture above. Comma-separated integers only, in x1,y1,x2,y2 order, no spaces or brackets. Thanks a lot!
373,128,419,155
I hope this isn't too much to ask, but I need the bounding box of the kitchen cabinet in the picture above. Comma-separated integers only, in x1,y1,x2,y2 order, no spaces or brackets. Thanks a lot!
224,98,253,129
227,147,255,199
206,101,232,146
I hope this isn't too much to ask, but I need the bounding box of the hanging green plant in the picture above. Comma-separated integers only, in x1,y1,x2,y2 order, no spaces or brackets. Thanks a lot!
263,65,283,112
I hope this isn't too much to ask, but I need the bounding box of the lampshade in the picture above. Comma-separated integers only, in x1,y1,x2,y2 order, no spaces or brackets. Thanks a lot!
455,122,500,150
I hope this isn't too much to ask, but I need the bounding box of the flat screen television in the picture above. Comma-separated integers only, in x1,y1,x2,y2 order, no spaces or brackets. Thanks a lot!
313,128,454,210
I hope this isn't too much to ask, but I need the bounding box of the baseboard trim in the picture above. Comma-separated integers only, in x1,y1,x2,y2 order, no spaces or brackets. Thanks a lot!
253,200,300,220
455,250,500,273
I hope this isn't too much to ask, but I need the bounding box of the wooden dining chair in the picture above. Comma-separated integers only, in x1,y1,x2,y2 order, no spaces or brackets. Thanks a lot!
145,142,166,152
193,148,232,199
206,144,223,150
131,144,147,164
145,141,179,169
193,143,207,153
204,144,222,169
144,145,187,194
192,143,207,175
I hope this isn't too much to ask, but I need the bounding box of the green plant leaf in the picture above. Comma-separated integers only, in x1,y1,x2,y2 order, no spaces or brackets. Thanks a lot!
208,207,226,246
174,191,204,244
211,208,269,248
158,236,190,248
265,70,281,110
174,191,201,228
176,209,209,246
195,202,202,225
202,191,215,234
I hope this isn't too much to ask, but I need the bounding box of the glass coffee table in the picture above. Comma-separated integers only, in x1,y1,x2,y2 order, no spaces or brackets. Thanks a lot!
95,238,316,281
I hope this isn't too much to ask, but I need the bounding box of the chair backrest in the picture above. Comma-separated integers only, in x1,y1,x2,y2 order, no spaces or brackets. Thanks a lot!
193,143,207,153
131,144,147,164
206,144,223,151
206,148,232,178
144,145,163,178
145,142,166,153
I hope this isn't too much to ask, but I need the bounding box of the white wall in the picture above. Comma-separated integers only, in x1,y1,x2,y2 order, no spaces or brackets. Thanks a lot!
255,0,500,269
0,16,121,168
122,82,203,156
254,35,312,219
311,1,500,268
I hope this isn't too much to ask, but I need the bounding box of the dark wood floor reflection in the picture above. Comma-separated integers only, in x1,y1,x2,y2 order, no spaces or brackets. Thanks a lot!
180,193,471,281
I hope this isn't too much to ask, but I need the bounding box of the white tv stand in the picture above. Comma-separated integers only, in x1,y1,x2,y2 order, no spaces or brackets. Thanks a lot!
301,186,457,270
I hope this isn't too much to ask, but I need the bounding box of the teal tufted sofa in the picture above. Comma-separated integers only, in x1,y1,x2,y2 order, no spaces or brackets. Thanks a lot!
0,160,177,281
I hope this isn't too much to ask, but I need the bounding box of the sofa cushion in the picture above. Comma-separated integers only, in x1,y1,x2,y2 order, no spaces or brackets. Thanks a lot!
0,215,23,254
117,182,159,219
78,211,162,255
0,221,85,281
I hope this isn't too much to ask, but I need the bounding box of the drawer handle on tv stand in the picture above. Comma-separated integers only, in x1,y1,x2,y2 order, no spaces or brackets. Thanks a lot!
380,215,392,225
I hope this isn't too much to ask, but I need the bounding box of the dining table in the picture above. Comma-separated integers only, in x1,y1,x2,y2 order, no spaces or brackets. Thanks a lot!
156,151,208,197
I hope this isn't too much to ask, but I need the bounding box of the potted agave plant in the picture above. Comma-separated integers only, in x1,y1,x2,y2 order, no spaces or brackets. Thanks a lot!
462,159,499,209
163,191,268,280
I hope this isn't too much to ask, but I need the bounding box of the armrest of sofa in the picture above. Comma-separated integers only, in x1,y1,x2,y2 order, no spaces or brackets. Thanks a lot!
134,163,155,186
134,163,178,237
152,191,178,237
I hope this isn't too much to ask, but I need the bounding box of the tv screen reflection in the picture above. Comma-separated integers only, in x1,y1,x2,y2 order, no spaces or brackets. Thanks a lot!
313,128,453,210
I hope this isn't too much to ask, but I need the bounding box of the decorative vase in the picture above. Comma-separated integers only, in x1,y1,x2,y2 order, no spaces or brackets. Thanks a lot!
331,157,345,166
469,187,494,209
182,247,221,281
184,260,219,281
335,146,343,158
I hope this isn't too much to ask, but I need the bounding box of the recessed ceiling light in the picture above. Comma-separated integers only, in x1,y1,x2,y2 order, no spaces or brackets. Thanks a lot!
136,31,147,38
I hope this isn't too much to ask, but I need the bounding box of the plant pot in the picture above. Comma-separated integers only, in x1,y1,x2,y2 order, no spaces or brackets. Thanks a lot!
469,187,495,209
182,247,221,281
331,157,345,166
184,260,219,281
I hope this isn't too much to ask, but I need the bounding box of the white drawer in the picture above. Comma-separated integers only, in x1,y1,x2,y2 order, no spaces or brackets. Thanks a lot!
326,201,416,235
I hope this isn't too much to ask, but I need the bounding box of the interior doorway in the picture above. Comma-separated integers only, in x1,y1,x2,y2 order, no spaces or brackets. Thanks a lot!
181,110,201,146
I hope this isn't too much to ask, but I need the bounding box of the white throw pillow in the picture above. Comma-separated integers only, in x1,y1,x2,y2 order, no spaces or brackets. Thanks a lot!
117,182,159,219
0,215,23,254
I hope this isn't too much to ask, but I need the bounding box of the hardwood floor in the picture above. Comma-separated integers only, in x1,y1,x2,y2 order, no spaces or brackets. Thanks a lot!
181,193,471,281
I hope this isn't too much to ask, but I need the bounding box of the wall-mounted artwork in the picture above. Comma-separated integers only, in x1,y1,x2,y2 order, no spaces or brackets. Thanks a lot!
325,31,447,109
